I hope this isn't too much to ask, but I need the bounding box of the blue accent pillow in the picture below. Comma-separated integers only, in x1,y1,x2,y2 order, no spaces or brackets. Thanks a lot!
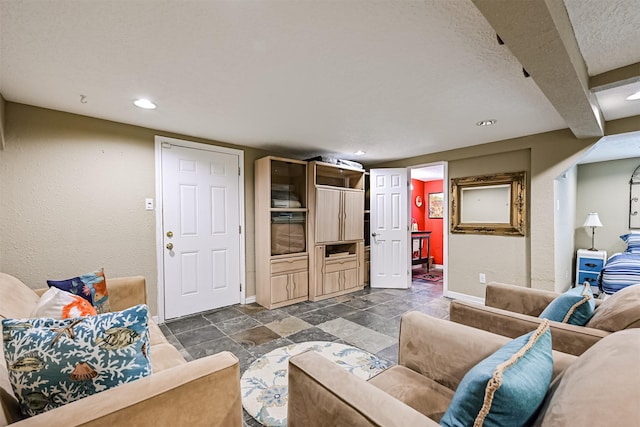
539,283,595,325
2,304,151,416
47,269,111,313
621,233,640,254
440,321,552,427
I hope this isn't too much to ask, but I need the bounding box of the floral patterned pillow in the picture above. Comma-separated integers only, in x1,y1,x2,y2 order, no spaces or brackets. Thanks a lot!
2,304,151,416
47,269,111,313
30,287,97,319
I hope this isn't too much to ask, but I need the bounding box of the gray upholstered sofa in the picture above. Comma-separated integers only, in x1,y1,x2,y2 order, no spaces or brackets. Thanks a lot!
450,281,640,355
0,272,242,426
287,310,640,426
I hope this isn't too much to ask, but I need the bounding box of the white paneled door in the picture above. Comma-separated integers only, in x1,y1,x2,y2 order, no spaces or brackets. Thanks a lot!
161,143,241,319
370,168,410,289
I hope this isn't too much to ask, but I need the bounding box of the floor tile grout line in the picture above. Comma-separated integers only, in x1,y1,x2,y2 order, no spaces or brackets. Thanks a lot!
163,275,446,370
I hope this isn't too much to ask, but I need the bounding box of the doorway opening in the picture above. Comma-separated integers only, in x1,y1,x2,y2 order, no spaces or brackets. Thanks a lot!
409,163,447,293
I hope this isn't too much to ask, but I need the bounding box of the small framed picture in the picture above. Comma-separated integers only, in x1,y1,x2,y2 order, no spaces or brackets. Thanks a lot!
428,192,444,219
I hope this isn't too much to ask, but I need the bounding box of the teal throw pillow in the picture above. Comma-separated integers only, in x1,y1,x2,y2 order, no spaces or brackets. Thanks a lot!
440,320,552,427
539,282,595,325
2,304,151,416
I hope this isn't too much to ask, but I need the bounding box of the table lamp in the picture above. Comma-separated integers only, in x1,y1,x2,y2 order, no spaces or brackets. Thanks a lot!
583,212,603,251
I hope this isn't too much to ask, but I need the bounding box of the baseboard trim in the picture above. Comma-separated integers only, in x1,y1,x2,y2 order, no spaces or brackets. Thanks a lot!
244,295,256,304
445,291,485,305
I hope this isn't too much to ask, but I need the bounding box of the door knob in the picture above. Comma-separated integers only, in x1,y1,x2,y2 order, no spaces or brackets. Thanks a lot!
166,243,174,250
166,231,173,238
371,232,378,237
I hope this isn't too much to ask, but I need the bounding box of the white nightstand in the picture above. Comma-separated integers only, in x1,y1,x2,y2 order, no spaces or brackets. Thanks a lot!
575,249,607,295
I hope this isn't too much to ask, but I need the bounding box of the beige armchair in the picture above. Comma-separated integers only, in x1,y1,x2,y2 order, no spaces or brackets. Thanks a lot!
0,272,242,426
288,311,566,426
450,282,640,356
287,311,640,426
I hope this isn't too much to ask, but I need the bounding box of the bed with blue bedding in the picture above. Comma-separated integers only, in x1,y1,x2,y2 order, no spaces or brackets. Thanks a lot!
599,252,640,294
598,233,640,295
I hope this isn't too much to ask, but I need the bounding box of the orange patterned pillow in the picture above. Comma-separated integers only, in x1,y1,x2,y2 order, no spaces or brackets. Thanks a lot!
30,287,97,319
47,269,111,313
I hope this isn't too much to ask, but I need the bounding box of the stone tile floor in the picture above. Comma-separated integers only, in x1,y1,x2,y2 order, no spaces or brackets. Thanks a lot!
161,268,449,427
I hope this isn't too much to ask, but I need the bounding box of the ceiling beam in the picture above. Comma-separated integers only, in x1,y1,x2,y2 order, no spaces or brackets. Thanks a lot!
590,62,640,92
472,0,604,138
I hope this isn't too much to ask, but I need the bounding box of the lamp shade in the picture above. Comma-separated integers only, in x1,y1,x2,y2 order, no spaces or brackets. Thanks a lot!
583,212,603,228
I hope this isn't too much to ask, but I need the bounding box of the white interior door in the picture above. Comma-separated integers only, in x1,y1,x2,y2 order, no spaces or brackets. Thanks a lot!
370,168,410,289
161,143,241,319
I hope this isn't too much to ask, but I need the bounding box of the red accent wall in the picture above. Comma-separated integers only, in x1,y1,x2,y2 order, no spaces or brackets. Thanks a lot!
410,179,425,230
411,179,444,266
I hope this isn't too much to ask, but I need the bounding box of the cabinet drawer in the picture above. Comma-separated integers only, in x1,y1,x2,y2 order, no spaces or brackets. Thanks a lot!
271,257,308,274
577,271,599,285
325,257,357,273
578,258,604,272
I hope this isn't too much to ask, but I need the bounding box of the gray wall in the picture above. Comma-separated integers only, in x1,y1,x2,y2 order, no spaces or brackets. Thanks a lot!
0,94,5,149
374,128,600,297
2,101,639,311
576,157,640,256
0,102,272,314
554,166,578,291
447,149,530,298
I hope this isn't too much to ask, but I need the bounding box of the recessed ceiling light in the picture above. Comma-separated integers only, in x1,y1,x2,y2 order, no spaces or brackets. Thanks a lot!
626,91,640,101
354,150,366,156
476,119,497,126
134,98,157,109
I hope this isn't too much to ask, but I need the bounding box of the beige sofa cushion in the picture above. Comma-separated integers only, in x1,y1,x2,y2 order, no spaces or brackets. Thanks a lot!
586,284,640,331
533,329,640,426
368,365,453,422
149,319,169,346
0,273,40,320
151,343,188,373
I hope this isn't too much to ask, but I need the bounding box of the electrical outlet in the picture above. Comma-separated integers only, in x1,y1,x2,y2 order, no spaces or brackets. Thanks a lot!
479,273,486,284
145,198,154,210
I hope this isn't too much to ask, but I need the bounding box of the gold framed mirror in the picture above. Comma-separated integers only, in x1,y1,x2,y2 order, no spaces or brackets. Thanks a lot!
450,171,526,236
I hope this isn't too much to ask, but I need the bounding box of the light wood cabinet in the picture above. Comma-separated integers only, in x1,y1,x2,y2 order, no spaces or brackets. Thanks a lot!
315,188,364,243
270,256,308,305
363,246,370,284
315,188,341,242
343,190,365,241
255,157,366,308
363,172,370,283
313,243,363,298
308,161,365,301
255,156,309,309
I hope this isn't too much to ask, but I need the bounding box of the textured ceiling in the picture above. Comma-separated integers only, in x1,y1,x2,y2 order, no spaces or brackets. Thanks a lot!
564,0,640,76
0,0,638,163
579,131,640,164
